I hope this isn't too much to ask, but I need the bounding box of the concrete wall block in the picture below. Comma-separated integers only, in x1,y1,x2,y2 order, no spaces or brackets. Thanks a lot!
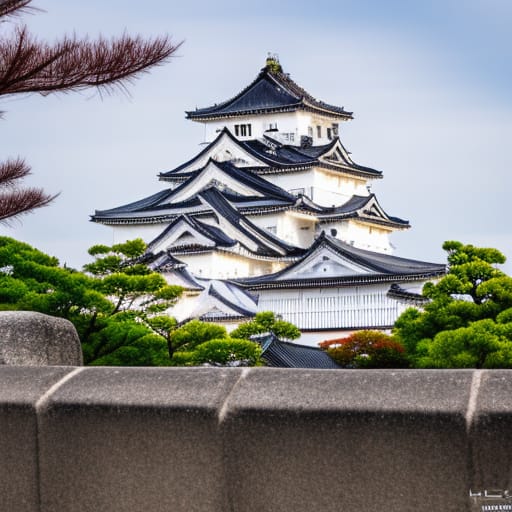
469,370,512,492
2,367,512,512
221,368,475,512
0,367,77,512
37,367,243,512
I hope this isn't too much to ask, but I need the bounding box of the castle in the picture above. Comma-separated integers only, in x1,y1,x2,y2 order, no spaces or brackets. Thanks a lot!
92,56,444,344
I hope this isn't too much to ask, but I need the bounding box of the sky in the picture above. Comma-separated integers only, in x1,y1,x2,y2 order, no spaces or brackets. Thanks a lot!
2,0,512,273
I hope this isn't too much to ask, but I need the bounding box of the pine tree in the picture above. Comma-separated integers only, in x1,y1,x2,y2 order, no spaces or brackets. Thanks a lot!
0,0,180,222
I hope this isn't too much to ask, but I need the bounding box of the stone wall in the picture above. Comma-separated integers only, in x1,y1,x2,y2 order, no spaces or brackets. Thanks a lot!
0,367,510,511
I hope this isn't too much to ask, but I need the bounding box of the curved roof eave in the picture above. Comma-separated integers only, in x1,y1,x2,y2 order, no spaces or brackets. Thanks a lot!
185,65,353,121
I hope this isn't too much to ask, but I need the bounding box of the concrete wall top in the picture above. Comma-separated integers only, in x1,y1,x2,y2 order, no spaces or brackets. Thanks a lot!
0,367,510,512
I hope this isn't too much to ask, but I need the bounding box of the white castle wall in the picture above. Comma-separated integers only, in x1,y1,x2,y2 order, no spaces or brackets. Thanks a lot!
256,282,422,345
111,224,167,245
202,111,347,146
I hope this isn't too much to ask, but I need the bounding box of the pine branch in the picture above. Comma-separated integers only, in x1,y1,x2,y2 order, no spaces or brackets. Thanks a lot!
0,27,181,96
0,186,57,223
0,0,32,19
0,157,30,187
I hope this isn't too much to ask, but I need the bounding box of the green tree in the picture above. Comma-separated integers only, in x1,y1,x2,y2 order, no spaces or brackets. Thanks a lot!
84,239,182,316
0,236,182,365
230,311,300,341
166,319,262,366
168,319,228,355
186,338,262,367
394,241,512,368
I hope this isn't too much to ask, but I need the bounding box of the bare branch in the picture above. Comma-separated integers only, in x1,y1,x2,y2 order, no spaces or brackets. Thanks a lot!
0,27,182,97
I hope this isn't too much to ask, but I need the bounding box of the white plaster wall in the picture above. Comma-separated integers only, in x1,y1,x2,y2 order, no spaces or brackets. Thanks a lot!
262,169,313,198
339,221,393,253
203,112,302,144
311,169,368,207
111,224,169,245
248,212,315,248
178,251,273,279
257,283,414,338
201,111,349,146
264,168,368,208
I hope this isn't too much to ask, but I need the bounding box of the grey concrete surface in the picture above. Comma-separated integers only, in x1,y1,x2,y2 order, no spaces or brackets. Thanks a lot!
0,367,510,512
0,367,77,512
0,311,82,366
37,367,242,512
222,369,474,512
470,371,512,491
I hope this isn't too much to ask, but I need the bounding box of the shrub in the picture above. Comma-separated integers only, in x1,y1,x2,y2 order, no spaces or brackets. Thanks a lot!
321,330,408,368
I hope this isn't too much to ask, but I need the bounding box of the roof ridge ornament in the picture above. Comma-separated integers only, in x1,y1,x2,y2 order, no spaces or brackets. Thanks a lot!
265,52,282,74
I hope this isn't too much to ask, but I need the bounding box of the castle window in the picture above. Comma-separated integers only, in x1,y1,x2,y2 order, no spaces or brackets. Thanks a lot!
327,128,332,140
238,124,252,137
317,125,322,138
308,126,313,137
234,124,240,136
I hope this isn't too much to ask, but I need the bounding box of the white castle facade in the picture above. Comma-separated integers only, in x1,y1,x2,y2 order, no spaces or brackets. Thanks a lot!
92,56,444,345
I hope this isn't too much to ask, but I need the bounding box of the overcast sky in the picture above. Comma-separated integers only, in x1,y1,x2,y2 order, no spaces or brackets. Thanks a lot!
3,0,511,273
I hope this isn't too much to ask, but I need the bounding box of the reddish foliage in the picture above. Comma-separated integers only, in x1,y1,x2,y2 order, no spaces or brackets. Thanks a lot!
320,330,408,368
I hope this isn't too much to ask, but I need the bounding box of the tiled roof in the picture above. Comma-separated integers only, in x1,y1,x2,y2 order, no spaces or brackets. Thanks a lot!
146,251,205,291
236,232,446,289
317,194,410,228
159,128,382,181
252,332,340,369
147,214,238,253
198,188,304,257
91,158,297,224
186,64,353,121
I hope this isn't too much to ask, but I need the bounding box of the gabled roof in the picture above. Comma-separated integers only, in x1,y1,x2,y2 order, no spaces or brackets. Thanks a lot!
141,187,304,259
171,278,257,323
147,214,237,254
91,159,296,224
159,128,270,181
235,232,445,289
146,251,205,291
159,127,381,182
186,61,353,121
162,159,296,205
252,332,340,369
199,280,258,320
197,187,304,258
317,194,410,229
